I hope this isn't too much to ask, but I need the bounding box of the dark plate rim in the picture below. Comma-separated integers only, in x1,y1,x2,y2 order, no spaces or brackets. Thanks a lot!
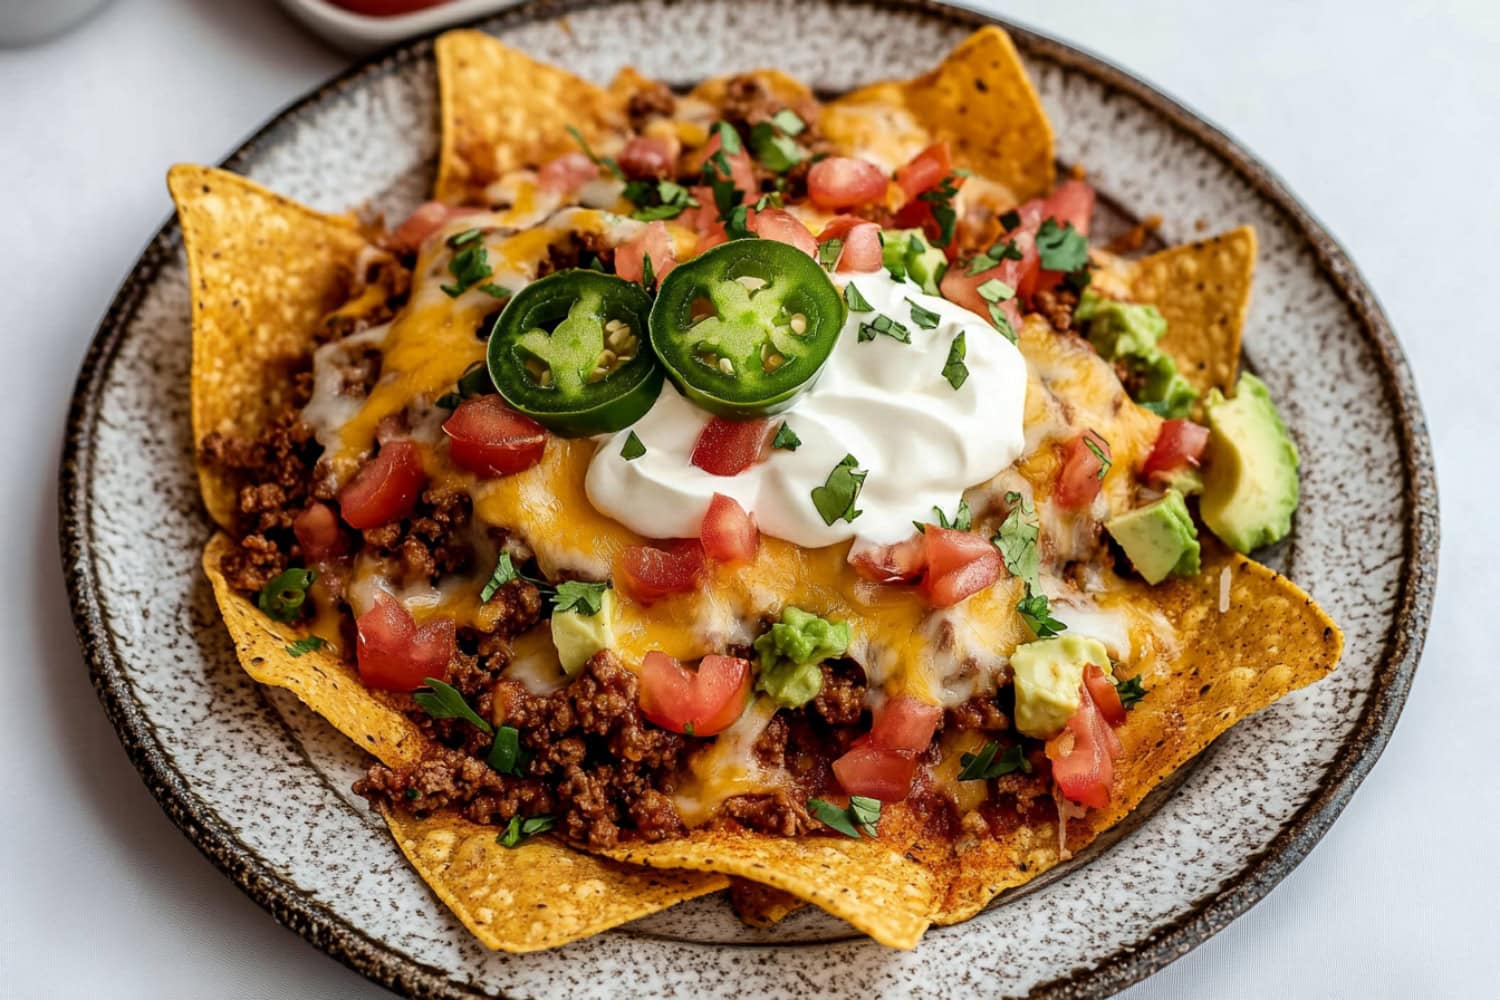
57,2,1438,997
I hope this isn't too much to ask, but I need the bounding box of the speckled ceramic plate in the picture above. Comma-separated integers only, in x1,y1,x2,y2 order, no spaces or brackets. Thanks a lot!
60,1,1437,996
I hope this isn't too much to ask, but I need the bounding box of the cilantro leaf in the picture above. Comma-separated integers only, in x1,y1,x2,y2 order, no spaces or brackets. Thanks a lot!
992,491,1040,592
957,741,1030,781
413,677,494,735
808,796,881,838
1036,218,1090,272
1116,675,1148,708
715,121,743,155
480,552,519,603
772,422,801,451
566,124,622,178
965,238,1023,275
942,332,969,389
769,108,806,135
858,312,911,344
931,499,972,531
907,298,942,330
621,431,647,461
811,454,867,525
440,242,494,297
477,282,511,301
1017,590,1067,638
749,120,806,173
498,814,556,848
977,278,1015,303
487,724,524,775
446,227,484,249
553,580,610,616
818,238,843,271
844,282,874,312
918,174,960,246
1084,433,1112,479
284,635,326,657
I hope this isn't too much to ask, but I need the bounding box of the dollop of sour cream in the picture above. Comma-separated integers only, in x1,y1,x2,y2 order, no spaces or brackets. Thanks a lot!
585,269,1028,547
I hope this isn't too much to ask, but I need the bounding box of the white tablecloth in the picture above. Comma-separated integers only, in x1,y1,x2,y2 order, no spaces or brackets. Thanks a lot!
2,1,1494,996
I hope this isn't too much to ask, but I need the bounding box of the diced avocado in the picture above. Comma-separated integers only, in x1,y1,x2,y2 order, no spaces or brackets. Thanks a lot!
1106,489,1201,584
1011,636,1111,739
752,606,852,708
882,228,948,295
1074,290,1197,419
1158,465,1204,497
550,588,616,675
1200,373,1300,553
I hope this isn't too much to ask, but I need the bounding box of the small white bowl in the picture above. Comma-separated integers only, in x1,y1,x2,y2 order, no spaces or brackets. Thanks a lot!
278,0,517,54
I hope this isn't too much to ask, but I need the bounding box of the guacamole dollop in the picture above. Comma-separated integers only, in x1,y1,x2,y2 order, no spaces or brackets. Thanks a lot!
1075,290,1197,418
752,606,852,708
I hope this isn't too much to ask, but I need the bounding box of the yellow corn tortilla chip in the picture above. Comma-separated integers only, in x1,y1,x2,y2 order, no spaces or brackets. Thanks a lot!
435,30,625,204
591,826,935,949
169,164,369,530
382,809,727,953
728,879,806,928
203,533,431,768
935,545,1342,922
1129,226,1258,394
821,25,1054,200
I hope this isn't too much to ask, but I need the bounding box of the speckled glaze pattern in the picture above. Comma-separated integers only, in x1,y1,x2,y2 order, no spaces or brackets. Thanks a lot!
59,2,1436,997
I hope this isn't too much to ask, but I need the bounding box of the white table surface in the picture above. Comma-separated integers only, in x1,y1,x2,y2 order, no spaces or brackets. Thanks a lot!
2,1,1495,996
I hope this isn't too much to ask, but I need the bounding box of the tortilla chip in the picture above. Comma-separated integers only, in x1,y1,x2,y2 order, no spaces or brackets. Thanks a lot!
728,878,805,928
168,164,369,530
592,827,934,949
935,544,1342,922
435,30,624,204
689,69,814,110
382,809,728,952
821,26,1054,200
203,533,432,768
1129,226,1257,395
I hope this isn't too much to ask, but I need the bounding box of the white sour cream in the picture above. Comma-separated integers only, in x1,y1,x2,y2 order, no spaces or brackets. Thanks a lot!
585,269,1028,547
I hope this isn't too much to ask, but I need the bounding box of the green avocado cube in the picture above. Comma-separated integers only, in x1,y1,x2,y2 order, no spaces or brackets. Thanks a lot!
1200,373,1300,553
1106,488,1202,585
882,228,948,295
1011,635,1111,739
551,589,616,675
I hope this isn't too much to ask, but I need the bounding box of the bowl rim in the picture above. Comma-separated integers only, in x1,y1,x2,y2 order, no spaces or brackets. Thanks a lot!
57,1,1438,997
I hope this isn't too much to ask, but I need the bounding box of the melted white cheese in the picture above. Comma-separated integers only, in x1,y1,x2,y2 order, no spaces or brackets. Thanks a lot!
585,269,1028,547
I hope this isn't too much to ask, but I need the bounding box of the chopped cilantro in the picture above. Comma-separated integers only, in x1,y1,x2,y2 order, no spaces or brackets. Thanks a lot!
966,238,1023,275
640,252,655,291
957,741,1030,781
477,282,511,301
498,814,556,848
480,552,519,603
771,422,801,451
553,580,610,616
440,242,494,297
487,724,524,775
844,282,874,312
1084,433,1112,479
976,278,1015,303
413,677,493,735
918,174,960,246
621,431,647,461
992,491,1040,592
818,238,843,271
858,312,911,344
714,121,743,155
446,227,484,249
1036,218,1089,273
1017,590,1067,638
284,635,326,657
769,108,806,135
907,298,941,330
930,499,972,531
811,454,867,525
942,332,969,389
807,795,881,838
1116,675,1148,708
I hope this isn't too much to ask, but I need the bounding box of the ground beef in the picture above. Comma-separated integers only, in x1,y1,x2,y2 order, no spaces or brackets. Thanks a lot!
364,651,689,847
718,74,819,134
354,746,557,826
811,660,867,726
537,230,614,277
715,790,813,836
945,696,1010,733
1033,286,1080,332
361,486,475,583
626,80,676,125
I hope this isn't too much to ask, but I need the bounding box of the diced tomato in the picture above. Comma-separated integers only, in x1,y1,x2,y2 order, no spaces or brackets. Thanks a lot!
807,156,888,210
1083,663,1127,727
677,185,730,254
1046,678,1123,809
293,502,346,562
1142,419,1210,482
868,695,942,752
338,440,426,530
442,395,547,478
616,540,706,604
700,493,758,564
848,535,927,584
538,151,599,194
1042,178,1095,236
832,746,919,802
939,223,1036,328
894,142,952,201
615,220,678,287
355,592,455,692
748,208,817,257
1053,430,1111,510
816,216,883,273
638,651,752,736
689,132,758,197
919,527,1003,608
388,201,477,254
618,135,677,179
690,416,774,476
